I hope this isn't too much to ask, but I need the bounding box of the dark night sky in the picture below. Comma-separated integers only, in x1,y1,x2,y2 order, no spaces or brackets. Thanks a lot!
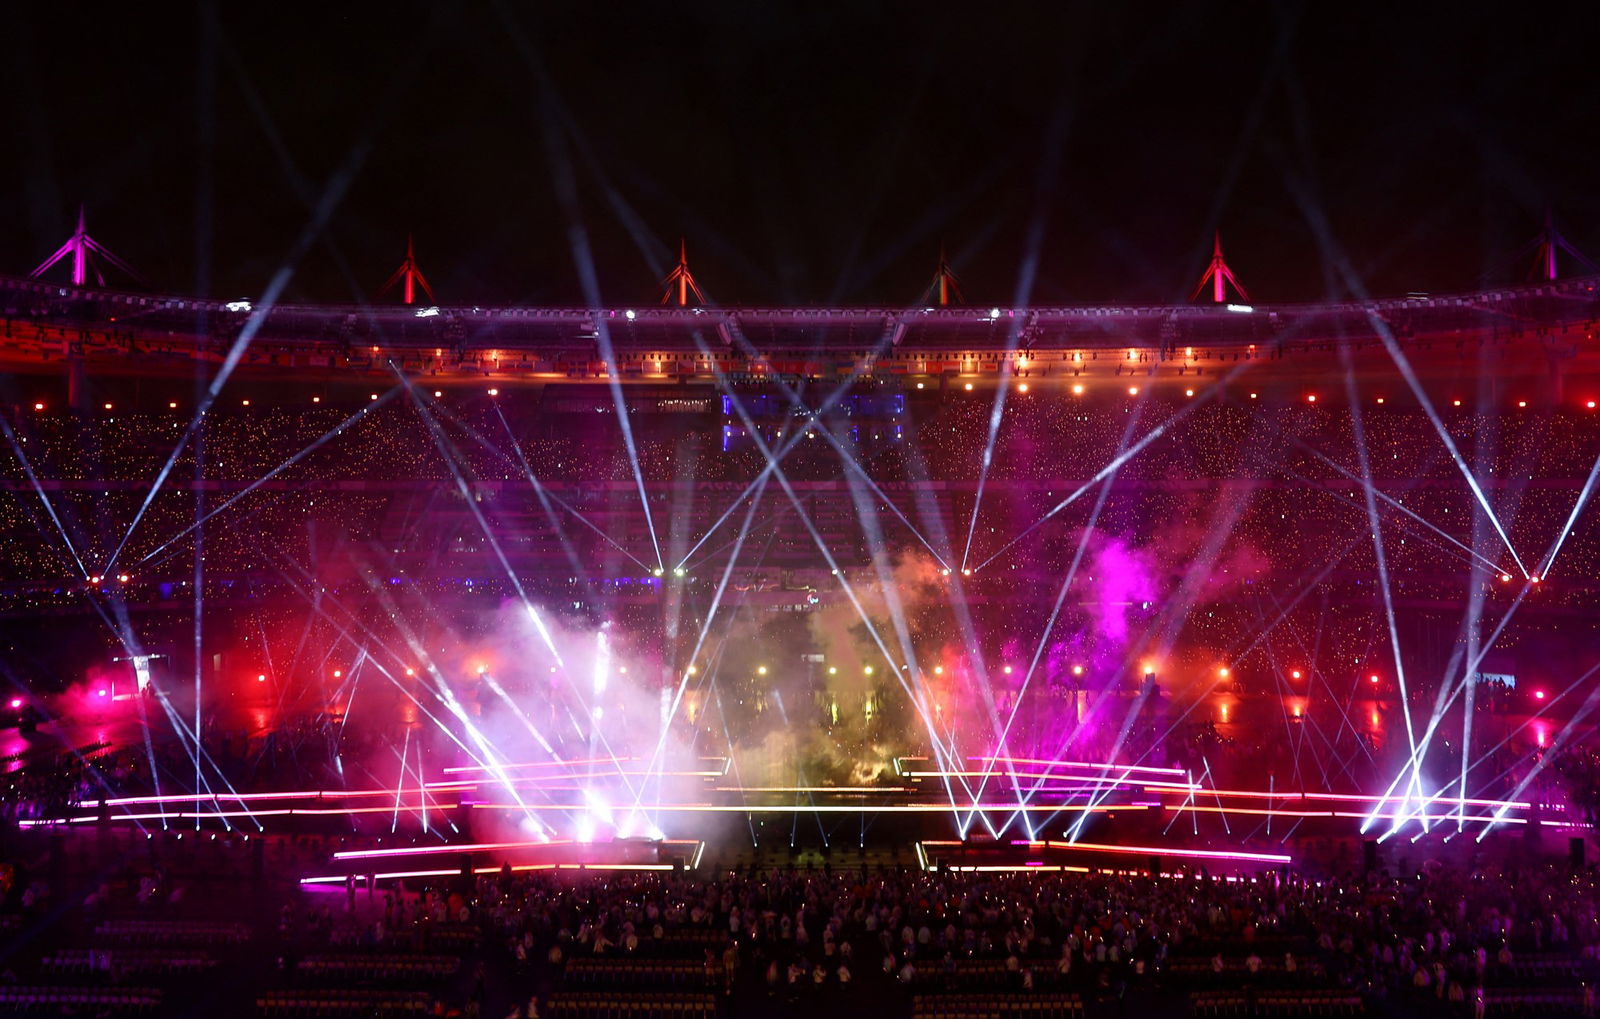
5,2,1599,307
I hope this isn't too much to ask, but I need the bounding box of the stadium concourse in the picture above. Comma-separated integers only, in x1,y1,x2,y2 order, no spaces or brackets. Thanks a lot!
1,271,1600,1016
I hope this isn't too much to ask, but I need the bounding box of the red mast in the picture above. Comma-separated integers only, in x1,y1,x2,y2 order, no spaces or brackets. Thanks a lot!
381,235,434,305
1191,232,1249,303
926,244,964,306
659,239,706,306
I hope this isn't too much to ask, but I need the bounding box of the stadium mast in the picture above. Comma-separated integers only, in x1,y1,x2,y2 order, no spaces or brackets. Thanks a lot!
660,239,706,306
31,206,140,287
1528,210,1595,281
381,235,435,305
926,244,964,306
1191,232,1248,303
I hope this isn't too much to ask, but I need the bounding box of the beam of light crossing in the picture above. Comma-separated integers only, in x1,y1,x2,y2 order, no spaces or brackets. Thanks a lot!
0,416,89,579
103,148,370,577
135,388,403,566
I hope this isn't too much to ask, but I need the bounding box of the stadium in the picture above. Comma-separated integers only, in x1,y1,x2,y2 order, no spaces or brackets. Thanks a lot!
2,233,1600,1016
5,5,1600,1016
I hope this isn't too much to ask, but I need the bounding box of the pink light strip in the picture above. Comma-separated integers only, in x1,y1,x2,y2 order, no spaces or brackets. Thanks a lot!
440,757,727,775
971,756,1187,777
464,802,1138,813
1040,840,1291,864
300,861,677,884
333,837,699,861
906,770,1196,790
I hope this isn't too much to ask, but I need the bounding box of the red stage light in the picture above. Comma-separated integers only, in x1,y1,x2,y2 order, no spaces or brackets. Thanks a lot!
257,674,266,683
1534,690,1546,700
1588,400,1597,409
9,699,20,709
32,402,43,411
96,689,108,698
1306,394,1317,403
1369,675,1380,685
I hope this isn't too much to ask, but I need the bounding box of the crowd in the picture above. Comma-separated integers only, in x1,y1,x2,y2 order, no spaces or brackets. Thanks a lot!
465,858,1600,1017
1,397,1596,607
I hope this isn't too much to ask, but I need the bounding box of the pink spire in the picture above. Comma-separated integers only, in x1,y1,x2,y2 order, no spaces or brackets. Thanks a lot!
1191,231,1248,303
31,205,139,288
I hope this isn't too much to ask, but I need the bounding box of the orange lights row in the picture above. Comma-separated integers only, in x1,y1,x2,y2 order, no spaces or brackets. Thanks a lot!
21,388,1600,409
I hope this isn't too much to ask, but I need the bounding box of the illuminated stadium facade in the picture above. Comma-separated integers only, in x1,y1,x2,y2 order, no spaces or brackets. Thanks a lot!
2,262,1600,869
